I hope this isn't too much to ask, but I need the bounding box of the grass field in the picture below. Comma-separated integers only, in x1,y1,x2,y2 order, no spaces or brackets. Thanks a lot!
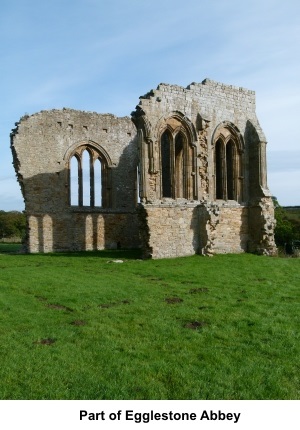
0,244,299,400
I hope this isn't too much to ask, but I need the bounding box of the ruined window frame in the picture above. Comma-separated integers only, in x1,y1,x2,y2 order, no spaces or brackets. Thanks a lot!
66,141,112,209
213,124,244,202
159,122,194,200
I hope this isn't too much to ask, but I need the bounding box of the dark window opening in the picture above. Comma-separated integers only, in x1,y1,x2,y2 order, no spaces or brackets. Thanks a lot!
175,133,184,198
215,135,240,201
161,131,172,198
226,140,235,200
215,139,224,199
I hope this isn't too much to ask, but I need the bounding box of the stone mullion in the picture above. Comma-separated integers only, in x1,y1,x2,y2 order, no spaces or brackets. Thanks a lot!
171,134,175,199
222,142,227,200
191,143,198,200
68,160,72,206
182,137,187,199
78,155,83,207
234,146,242,202
232,146,237,201
238,151,244,202
90,153,95,207
102,163,107,208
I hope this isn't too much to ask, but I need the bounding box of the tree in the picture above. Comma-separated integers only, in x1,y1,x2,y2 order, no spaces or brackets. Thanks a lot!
272,197,296,249
0,211,26,240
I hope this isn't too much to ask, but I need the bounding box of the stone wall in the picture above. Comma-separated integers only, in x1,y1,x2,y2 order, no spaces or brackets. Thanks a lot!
138,203,199,259
212,205,249,254
27,211,139,253
11,109,140,253
11,78,277,257
132,78,277,257
139,202,249,259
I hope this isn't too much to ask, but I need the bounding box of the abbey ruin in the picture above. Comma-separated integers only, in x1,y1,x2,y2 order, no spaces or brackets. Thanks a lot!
11,78,277,258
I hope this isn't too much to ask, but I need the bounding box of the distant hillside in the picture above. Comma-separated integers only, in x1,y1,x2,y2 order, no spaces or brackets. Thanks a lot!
281,206,300,243
283,206,300,223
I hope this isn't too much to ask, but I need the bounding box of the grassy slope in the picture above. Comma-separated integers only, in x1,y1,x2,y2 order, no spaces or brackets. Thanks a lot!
0,247,299,400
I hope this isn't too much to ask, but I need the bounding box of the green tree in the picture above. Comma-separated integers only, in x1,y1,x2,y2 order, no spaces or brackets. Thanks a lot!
272,198,295,248
0,211,26,240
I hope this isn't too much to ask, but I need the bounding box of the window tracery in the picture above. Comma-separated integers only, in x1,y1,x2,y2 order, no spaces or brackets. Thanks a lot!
159,117,195,200
68,143,111,208
214,124,243,202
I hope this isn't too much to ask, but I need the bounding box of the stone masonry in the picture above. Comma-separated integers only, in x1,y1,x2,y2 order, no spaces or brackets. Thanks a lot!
11,78,277,258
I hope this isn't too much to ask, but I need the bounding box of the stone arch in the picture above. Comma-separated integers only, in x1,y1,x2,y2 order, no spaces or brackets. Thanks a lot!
64,140,112,208
156,111,197,142
213,121,244,202
64,140,113,166
157,112,197,200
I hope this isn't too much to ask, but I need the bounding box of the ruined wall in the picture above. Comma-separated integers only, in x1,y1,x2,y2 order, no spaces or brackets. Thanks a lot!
133,78,263,203
210,205,249,254
11,79,277,257
27,211,139,253
11,109,140,252
138,203,249,259
133,79,277,257
138,204,199,259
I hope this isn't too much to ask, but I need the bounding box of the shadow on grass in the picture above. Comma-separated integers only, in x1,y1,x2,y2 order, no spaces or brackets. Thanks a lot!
0,243,142,260
48,249,142,260
0,243,23,253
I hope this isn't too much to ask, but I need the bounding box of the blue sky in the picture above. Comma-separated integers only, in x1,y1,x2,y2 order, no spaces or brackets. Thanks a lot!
1,0,299,210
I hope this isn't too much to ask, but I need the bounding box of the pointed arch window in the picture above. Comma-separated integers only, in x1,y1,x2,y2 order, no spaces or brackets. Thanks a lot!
214,126,242,202
161,130,172,198
68,144,111,208
215,139,224,200
160,121,194,200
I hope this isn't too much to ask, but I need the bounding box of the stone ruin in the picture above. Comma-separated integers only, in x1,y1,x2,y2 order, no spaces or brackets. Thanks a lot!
10,78,277,258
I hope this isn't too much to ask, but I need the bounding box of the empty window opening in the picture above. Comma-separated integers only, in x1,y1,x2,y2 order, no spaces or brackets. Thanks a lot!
159,119,194,200
70,156,79,205
161,131,172,198
215,139,224,199
69,144,111,208
82,150,91,206
226,140,235,200
94,158,102,207
215,132,241,201
175,133,184,198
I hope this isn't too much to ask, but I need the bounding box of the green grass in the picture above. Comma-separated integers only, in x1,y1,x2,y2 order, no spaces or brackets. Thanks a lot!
0,246,299,400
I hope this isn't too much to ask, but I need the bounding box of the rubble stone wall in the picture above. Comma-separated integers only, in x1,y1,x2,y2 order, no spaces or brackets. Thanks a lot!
27,211,139,253
138,204,199,259
213,206,249,253
11,79,277,257
11,109,140,252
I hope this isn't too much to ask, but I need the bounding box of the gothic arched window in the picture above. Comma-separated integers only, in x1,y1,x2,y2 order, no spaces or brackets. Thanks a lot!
160,118,194,200
214,125,243,202
161,130,172,198
69,144,111,208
